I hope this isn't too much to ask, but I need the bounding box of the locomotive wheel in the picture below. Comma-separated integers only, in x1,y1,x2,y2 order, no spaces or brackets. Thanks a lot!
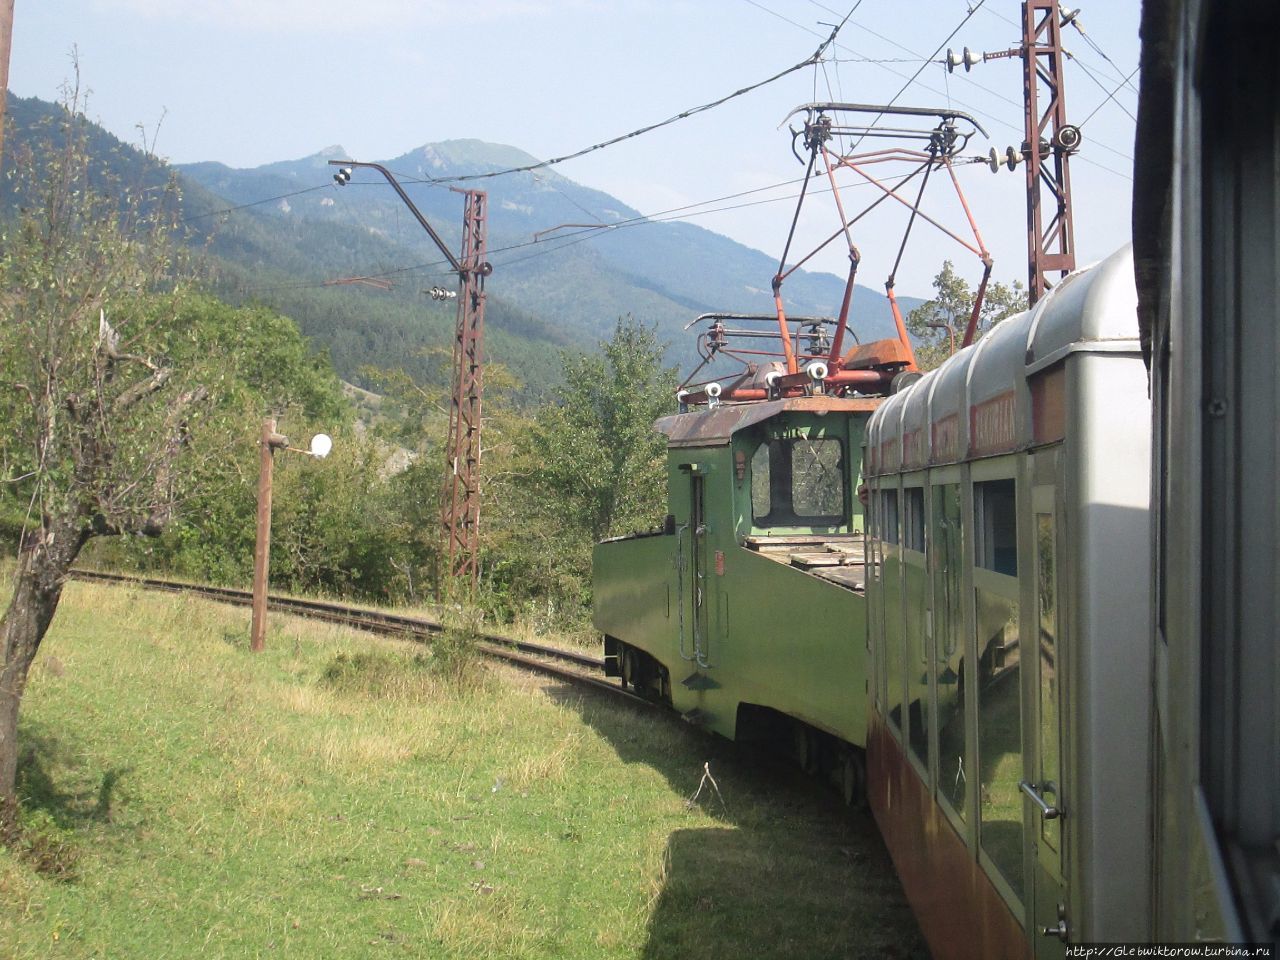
836,749,867,808
620,648,636,689
793,724,821,775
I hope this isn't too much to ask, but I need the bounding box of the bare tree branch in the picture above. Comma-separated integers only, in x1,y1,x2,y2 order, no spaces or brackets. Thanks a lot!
110,365,172,415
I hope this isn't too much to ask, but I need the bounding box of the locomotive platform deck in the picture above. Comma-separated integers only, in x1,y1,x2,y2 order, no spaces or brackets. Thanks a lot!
743,534,866,592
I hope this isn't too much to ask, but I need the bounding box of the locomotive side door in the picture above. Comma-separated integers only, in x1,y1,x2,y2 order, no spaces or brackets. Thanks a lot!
1027,465,1069,958
678,466,712,669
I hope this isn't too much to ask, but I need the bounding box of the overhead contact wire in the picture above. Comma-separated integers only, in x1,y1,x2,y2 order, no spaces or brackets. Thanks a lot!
1070,56,1138,124
406,8,859,188
774,0,1135,170
180,183,332,224
847,1,987,153
237,164,927,297
1077,65,1140,130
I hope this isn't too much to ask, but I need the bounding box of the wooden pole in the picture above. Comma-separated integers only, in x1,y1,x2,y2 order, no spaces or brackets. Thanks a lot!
251,418,286,652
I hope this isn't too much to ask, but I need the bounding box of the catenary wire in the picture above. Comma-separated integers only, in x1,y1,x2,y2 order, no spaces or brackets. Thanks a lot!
977,0,1137,95
846,0,988,152
236,160,955,298
176,10,855,228
396,6,860,188
180,184,332,224
1070,55,1137,124
803,0,1137,166
179,4,1135,230
1076,65,1140,130
747,0,1133,174
1069,22,1139,94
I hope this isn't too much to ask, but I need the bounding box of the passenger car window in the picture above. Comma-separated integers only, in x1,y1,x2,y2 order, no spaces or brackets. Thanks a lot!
975,478,1018,576
903,487,925,552
882,489,900,545
973,477,1023,903
932,483,966,819
903,486,929,770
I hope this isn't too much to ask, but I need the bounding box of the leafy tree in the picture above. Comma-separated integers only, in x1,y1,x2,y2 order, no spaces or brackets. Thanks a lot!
0,93,214,819
360,350,527,603
489,317,677,622
906,261,1028,370
102,296,352,586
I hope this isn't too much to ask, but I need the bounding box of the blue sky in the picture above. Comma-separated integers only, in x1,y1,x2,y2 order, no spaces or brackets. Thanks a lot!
10,0,1140,298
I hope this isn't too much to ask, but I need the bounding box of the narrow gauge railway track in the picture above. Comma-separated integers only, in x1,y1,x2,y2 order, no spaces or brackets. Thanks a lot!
72,569,647,705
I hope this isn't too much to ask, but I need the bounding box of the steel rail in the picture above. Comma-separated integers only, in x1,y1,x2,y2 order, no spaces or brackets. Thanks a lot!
68,570,629,691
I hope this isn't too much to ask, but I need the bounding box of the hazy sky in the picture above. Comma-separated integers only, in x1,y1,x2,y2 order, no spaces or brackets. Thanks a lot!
10,0,1140,298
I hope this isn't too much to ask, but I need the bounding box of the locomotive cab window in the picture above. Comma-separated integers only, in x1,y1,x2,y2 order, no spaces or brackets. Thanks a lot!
750,436,847,528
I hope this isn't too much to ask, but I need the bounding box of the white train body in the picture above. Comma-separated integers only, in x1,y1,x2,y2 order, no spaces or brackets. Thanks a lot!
863,246,1152,956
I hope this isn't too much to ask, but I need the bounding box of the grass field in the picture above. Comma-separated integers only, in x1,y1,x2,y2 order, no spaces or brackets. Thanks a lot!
0,577,925,959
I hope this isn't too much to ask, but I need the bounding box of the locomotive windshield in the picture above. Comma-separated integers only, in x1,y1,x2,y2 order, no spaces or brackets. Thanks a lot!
750,437,846,528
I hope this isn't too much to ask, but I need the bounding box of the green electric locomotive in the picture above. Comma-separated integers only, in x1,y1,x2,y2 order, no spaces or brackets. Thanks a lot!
593,392,878,797
592,102,990,799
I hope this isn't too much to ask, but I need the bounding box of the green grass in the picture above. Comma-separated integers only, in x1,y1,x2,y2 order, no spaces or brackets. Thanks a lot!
0,578,925,959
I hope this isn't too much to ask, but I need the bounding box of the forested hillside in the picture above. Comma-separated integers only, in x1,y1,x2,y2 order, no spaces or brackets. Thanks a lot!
181,138,925,376
0,94,677,631
4,93,923,400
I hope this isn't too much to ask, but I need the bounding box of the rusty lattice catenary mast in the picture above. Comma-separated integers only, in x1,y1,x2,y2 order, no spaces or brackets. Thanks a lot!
961,0,1081,305
329,160,491,594
441,189,489,590
1020,0,1079,303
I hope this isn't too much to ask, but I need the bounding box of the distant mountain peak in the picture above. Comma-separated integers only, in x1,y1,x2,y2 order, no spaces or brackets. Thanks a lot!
407,139,540,174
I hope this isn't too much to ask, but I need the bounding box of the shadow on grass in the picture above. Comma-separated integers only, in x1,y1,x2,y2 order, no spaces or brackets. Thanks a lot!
542,683,927,960
15,721,131,828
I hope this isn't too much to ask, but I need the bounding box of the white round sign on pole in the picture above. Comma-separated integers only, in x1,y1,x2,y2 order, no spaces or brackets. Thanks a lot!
309,434,333,459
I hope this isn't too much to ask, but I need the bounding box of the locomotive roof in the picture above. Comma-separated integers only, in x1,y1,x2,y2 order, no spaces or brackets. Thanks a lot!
656,396,880,448
867,244,1139,472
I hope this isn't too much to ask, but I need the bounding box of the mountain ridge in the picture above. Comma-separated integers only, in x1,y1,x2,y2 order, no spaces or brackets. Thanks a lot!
3,93,925,395
178,137,925,349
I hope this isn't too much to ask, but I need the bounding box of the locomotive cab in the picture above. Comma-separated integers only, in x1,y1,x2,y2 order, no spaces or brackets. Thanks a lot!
593,396,878,776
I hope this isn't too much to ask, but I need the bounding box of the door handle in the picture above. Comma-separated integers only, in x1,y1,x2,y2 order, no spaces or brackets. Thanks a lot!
1039,903,1069,942
1039,919,1068,942
1019,780,1061,820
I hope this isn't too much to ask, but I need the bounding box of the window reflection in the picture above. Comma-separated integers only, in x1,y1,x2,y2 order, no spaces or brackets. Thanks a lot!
933,484,965,818
903,487,925,552
974,477,1023,902
976,589,1023,900
905,559,930,768
884,545,904,733
882,489,900,545
750,442,770,520
1037,512,1062,856
793,438,844,517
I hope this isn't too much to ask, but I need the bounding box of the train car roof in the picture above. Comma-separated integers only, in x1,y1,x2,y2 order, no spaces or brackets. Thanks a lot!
866,245,1139,471
656,396,880,448
1025,244,1140,374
